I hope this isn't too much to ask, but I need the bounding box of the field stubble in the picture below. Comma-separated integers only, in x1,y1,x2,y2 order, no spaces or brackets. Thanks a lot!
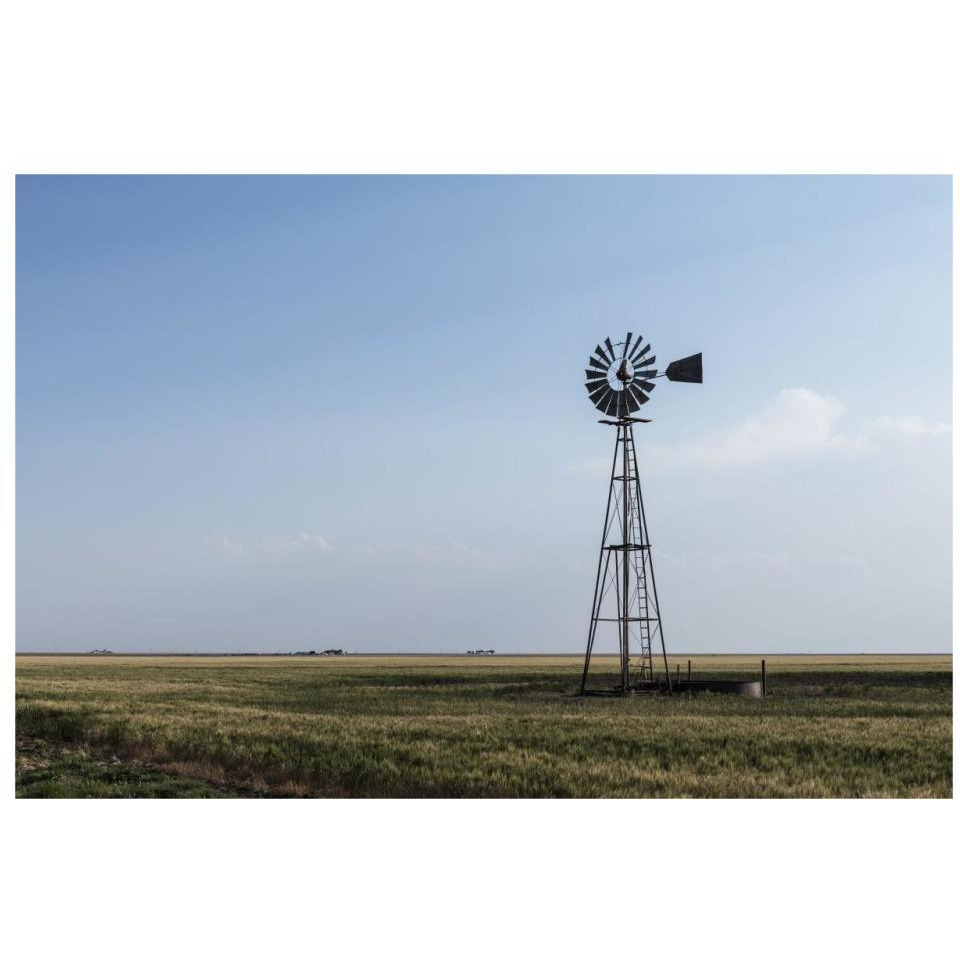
15,654,952,798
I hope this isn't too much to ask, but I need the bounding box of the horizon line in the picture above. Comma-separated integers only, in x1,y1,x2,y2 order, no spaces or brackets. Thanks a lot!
14,650,953,657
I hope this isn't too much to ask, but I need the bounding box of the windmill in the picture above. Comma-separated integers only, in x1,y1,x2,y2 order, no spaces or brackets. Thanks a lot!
580,333,702,694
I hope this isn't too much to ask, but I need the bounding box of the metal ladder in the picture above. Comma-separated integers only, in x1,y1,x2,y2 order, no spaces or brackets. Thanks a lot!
624,430,655,685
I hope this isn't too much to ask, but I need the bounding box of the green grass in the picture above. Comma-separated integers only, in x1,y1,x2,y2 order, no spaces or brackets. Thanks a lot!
16,736,243,798
14,654,952,798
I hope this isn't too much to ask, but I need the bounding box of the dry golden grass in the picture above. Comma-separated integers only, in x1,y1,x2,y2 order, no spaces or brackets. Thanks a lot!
15,653,952,798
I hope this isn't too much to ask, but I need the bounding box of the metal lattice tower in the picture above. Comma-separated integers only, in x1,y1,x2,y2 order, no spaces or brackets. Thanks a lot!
579,333,702,694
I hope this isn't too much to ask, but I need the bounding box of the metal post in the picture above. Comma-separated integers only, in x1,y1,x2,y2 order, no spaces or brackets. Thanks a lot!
761,659,766,698
687,659,691,681
621,423,630,692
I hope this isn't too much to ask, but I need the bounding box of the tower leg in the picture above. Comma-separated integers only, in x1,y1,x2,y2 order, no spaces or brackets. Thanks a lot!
621,424,630,692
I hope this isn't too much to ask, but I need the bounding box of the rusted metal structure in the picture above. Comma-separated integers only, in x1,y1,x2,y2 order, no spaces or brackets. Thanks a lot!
580,333,702,695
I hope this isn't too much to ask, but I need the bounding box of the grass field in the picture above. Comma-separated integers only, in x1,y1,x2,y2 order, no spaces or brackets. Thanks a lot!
15,654,952,798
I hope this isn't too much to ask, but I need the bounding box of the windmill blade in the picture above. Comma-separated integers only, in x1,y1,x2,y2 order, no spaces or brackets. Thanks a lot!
584,368,608,381
629,341,650,362
604,391,623,417
594,344,612,365
665,352,702,383
623,389,641,414
595,389,615,415
635,354,656,369
588,356,609,372
604,337,616,363
623,331,633,358
635,380,657,394
627,384,650,405
586,379,607,397
589,384,613,410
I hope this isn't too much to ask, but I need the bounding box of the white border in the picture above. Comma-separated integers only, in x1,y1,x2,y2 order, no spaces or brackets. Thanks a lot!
1,2,956,957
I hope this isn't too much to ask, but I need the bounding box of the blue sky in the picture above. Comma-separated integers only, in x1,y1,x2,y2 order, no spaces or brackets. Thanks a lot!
16,175,952,652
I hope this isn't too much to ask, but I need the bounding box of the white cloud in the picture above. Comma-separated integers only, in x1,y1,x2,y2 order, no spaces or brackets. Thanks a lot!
356,541,516,570
863,414,952,439
204,532,333,558
288,532,333,552
558,388,950,473
202,534,248,556
654,388,856,466
659,550,872,580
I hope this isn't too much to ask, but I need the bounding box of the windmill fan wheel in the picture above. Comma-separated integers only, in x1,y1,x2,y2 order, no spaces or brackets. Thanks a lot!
584,332,658,419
